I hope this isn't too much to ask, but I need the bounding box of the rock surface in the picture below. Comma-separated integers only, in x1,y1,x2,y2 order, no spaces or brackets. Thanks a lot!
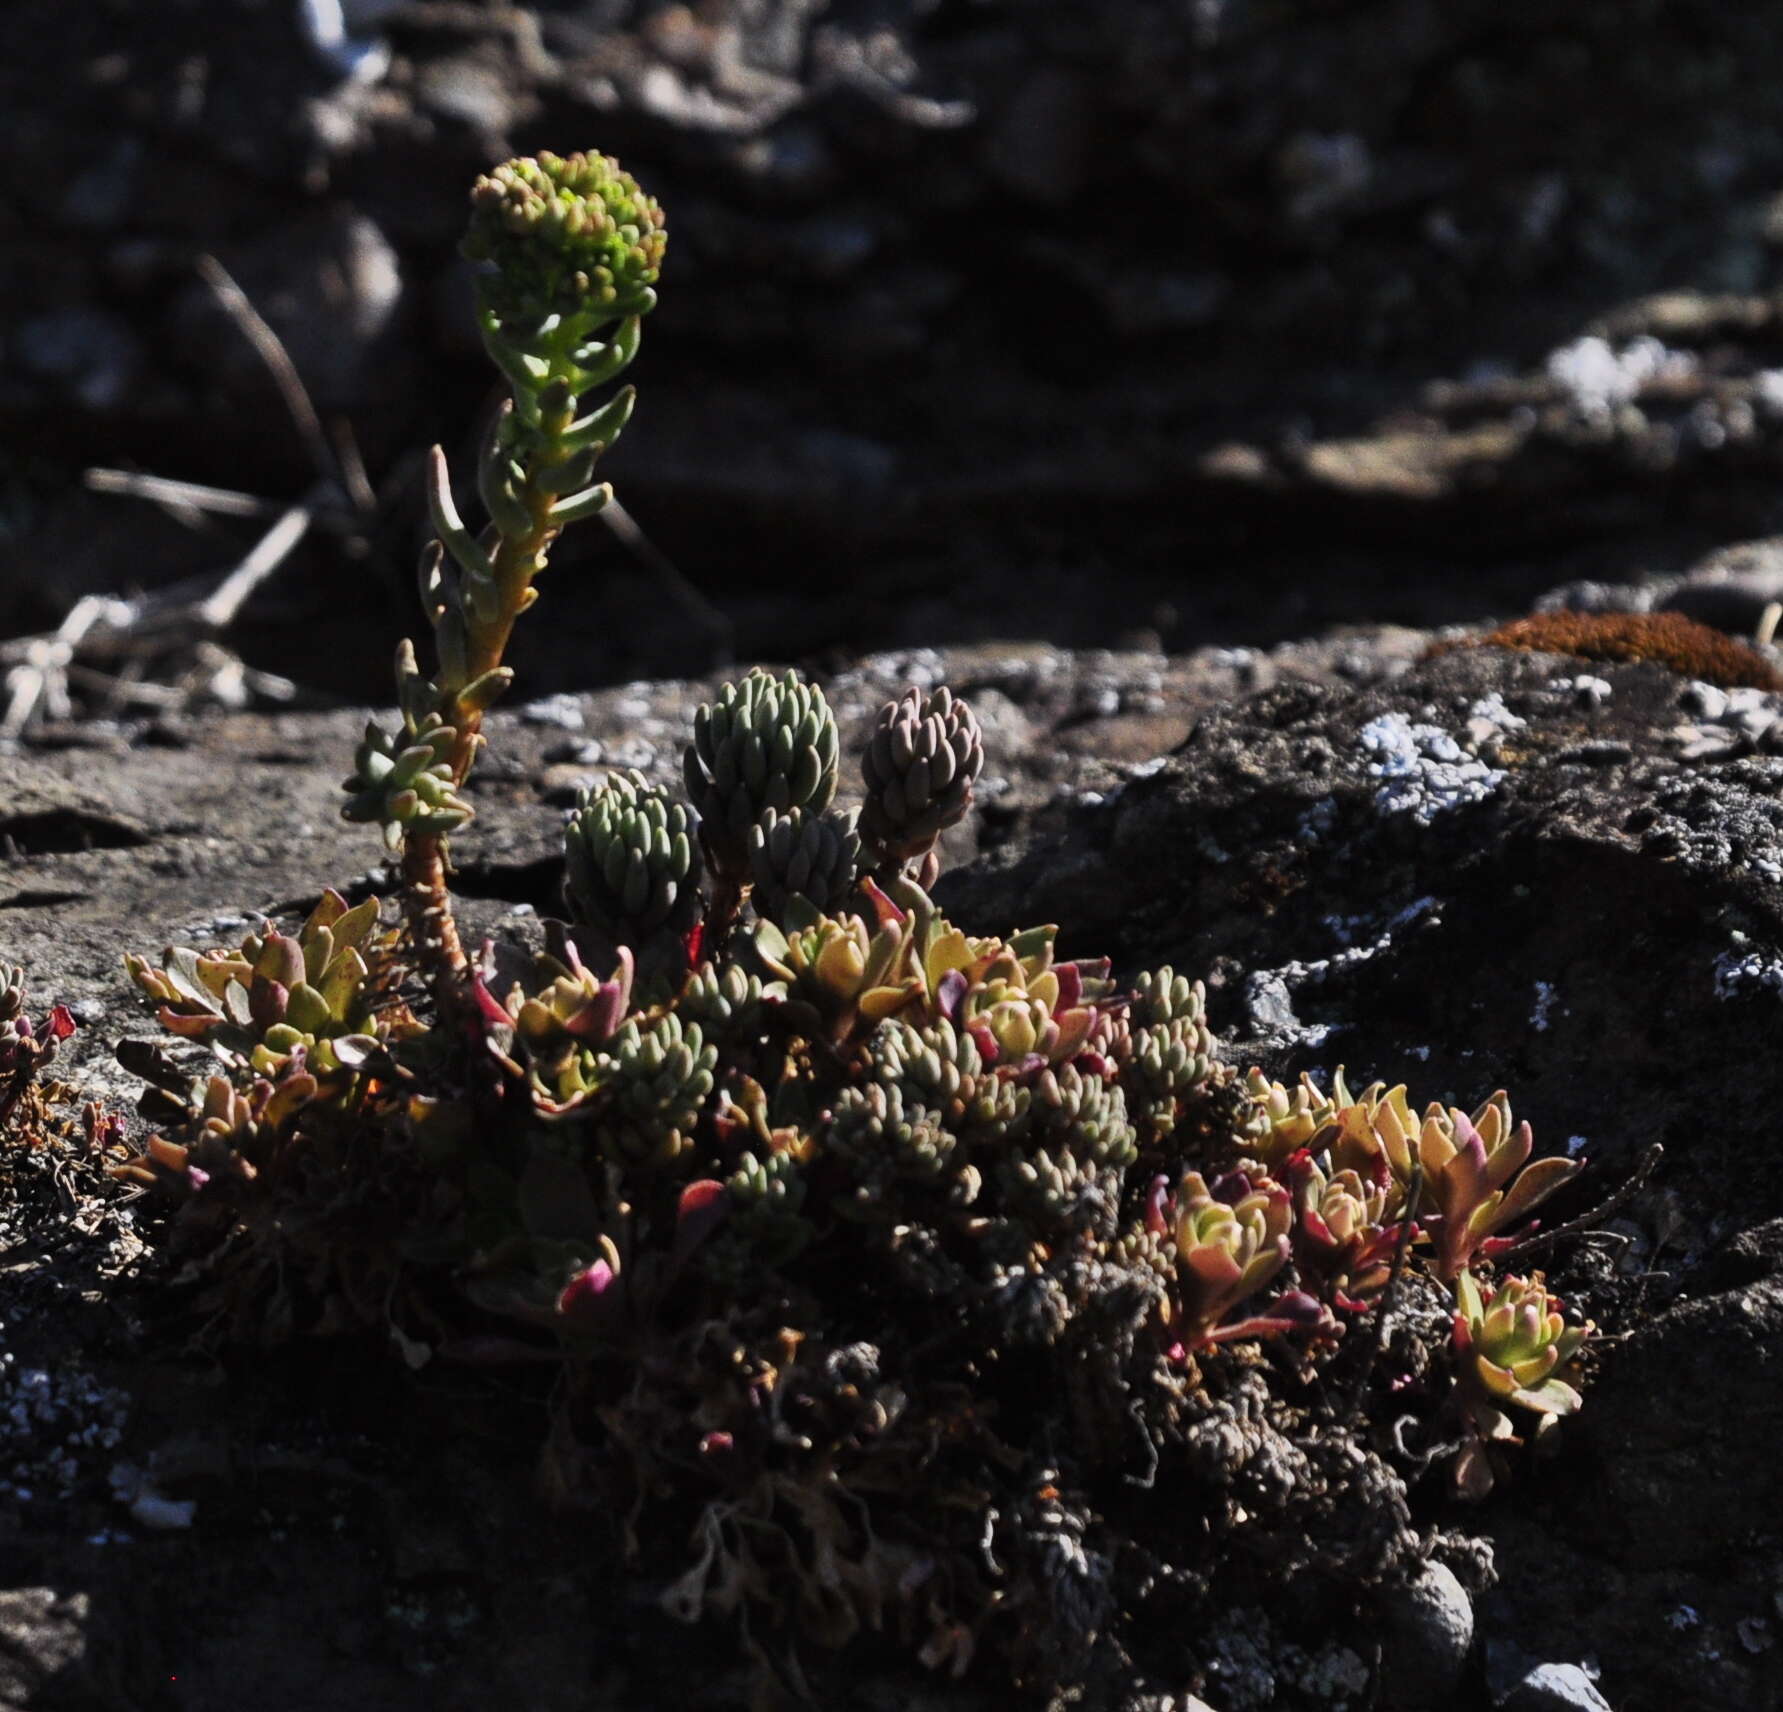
5,632,1783,1708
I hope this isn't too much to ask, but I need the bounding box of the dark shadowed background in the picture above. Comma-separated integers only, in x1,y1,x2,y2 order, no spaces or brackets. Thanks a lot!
9,0,1783,704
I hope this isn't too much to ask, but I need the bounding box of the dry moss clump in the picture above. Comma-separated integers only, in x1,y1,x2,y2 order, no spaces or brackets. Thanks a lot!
1443,610,1782,691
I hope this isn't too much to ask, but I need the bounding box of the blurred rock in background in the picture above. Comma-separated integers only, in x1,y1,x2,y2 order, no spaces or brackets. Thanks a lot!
10,0,1783,696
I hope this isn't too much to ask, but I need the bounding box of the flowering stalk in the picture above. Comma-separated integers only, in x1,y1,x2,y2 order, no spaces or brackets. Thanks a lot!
343,152,666,1021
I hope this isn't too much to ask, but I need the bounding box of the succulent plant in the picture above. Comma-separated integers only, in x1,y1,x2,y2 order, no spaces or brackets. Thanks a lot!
0,966,26,1033
0,967,76,1131
747,805,861,920
564,769,704,947
464,149,666,329
1285,1151,1410,1311
674,959,781,1046
952,939,1100,1070
863,1014,983,1129
749,894,920,1039
1,967,73,1075
997,1143,1113,1234
341,640,483,851
111,1069,319,1196
111,141,1611,1692
722,1149,810,1267
683,669,841,877
1237,1067,1344,1167
1390,1090,1580,1280
1025,1065,1138,1168
568,1012,717,1165
1238,1072,1579,1278
124,891,384,1078
338,151,667,1019
858,686,985,880
1451,1270,1592,1498
828,1080,958,1188
503,939,634,1066
1124,966,1213,1135
1153,1168,1293,1346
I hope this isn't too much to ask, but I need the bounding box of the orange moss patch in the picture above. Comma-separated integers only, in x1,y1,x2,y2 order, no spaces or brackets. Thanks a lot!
1439,611,1783,692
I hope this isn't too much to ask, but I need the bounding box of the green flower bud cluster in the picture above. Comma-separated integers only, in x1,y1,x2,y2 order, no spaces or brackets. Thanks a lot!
565,770,704,946
684,669,841,877
859,686,984,873
464,150,666,328
347,152,665,904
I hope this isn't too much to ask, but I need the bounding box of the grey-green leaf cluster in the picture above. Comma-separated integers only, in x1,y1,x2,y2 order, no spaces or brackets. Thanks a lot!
1125,967,1213,1136
748,805,860,920
684,669,841,876
565,769,704,945
859,685,984,868
675,960,780,1044
585,1012,716,1165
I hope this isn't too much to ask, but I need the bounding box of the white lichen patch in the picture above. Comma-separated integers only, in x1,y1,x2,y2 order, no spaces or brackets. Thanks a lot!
1713,946,1783,999
1673,682,1783,760
1553,674,1614,709
1546,334,1696,418
1243,898,1442,1043
1466,692,1527,739
1359,713,1504,822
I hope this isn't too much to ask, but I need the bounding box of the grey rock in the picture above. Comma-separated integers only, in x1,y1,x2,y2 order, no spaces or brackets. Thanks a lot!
14,306,144,413
1381,1562,1475,1707
417,54,524,136
1660,538,1783,635
1496,1662,1614,1712
0,1588,89,1705
1533,578,1667,615
1242,969,1301,1035
983,66,1089,204
169,209,406,412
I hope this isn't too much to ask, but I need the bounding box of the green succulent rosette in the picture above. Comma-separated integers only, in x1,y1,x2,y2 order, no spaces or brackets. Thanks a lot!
683,669,841,877
564,769,704,947
748,805,860,921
